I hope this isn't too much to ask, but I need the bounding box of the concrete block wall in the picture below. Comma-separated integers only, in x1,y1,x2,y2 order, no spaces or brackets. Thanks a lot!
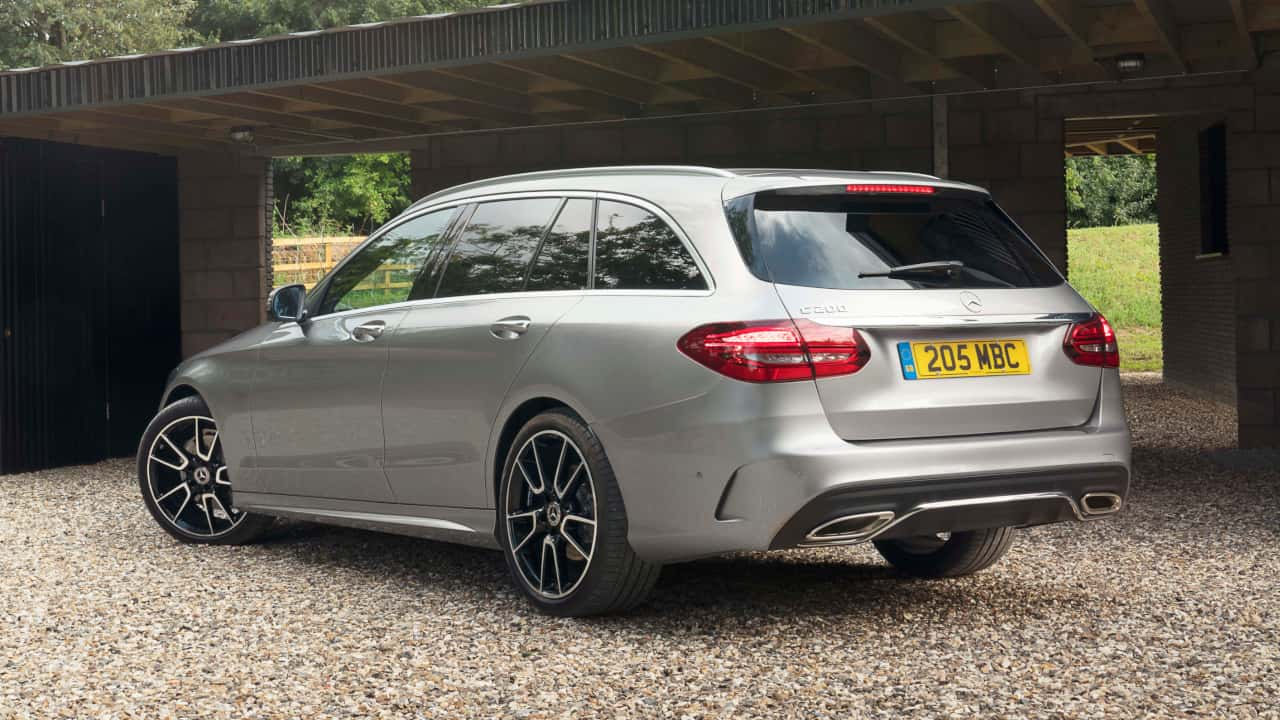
410,99,934,200
947,91,1067,270
1230,61,1280,447
1158,118,1236,400
178,152,271,357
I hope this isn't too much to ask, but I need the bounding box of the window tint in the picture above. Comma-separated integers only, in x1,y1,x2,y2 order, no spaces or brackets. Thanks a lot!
526,199,592,291
725,189,1062,290
319,207,457,314
594,200,706,290
435,198,561,298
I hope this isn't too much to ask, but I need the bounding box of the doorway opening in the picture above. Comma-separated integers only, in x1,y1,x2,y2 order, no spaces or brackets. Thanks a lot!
1064,116,1162,374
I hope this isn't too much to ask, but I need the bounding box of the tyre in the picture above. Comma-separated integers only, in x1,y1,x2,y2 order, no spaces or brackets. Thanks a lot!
497,409,660,616
137,395,273,545
873,527,1015,578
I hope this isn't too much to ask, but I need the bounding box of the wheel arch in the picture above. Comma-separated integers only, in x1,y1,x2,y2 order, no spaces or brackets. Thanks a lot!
490,396,584,504
162,383,204,409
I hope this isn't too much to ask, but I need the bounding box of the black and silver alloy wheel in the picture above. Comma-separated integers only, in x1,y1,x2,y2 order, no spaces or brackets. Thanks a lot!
497,409,660,616
137,395,273,545
145,414,243,538
504,430,598,599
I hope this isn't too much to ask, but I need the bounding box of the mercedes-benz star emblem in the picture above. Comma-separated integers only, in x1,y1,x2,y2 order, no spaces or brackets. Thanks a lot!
960,291,983,314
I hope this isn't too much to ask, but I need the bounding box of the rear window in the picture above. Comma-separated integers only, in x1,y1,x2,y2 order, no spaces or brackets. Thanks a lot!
724,188,1062,290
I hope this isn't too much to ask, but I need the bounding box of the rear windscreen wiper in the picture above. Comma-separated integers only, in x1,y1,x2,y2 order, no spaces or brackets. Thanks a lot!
858,260,965,280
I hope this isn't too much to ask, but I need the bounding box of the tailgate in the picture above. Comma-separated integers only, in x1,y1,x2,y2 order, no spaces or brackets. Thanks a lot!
775,286,1102,441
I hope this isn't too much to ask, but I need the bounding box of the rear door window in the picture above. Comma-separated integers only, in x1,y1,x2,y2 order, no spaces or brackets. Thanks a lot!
724,188,1062,290
435,198,562,298
594,200,706,290
526,198,592,292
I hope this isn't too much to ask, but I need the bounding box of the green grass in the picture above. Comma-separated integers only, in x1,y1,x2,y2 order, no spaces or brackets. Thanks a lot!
1067,223,1162,372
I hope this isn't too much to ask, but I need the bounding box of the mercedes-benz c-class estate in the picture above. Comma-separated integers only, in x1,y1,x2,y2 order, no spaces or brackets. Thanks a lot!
138,166,1130,616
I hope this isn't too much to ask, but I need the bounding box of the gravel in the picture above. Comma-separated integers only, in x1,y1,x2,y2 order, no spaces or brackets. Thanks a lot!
2,374,1278,719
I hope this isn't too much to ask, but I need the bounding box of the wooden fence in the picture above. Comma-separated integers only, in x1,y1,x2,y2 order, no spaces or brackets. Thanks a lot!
272,236,363,290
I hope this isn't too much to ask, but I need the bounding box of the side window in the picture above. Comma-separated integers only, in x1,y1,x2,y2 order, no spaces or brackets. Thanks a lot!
319,207,457,315
526,198,592,291
435,198,561,298
594,200,706,290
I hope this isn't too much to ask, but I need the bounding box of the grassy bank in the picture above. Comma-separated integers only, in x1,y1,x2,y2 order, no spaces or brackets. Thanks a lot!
1067,223,1161,372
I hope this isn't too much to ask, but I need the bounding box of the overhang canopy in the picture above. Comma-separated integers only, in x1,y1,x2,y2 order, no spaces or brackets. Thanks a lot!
1,0,1275,157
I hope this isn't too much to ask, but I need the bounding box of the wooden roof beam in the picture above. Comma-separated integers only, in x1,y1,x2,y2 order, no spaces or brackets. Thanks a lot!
158,97,362,142
1133,0,1188,73
780,21,922,98
1228,0,1259,70
864,12,991,89
1031,0,1119,79
706,30,871,100
947,3,1053,80
639,37,805,103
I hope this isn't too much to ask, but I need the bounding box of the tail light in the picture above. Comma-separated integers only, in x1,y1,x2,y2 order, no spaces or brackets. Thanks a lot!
1063,313,1119,368
677,319,871,383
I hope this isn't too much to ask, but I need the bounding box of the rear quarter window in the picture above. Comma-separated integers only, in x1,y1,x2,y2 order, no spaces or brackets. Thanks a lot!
594,200,706,291
724,188,1062,290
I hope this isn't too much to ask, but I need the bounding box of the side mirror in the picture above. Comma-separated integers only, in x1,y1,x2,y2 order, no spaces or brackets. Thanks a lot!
267,283,307,323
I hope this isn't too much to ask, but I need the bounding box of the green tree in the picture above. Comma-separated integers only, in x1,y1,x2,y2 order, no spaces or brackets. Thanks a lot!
1065,154,1158,228
188,0,485,42
0,0,196,70
273,152,412,236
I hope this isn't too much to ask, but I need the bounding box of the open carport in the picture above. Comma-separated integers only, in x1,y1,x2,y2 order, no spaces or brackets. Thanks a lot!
2,0,1280,474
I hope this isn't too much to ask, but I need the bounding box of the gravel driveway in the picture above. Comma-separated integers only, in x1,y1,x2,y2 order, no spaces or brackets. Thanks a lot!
2,375,1277,719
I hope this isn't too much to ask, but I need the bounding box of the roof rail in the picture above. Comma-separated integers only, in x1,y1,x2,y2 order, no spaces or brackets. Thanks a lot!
410,165,736,208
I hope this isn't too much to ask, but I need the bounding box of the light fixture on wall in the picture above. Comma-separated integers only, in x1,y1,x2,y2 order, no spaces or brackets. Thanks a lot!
228,126,256,143
1115,53,1145,75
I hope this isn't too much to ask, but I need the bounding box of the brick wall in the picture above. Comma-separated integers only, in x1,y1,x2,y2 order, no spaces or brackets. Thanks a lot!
1157,118,1236,400
178,153,271,357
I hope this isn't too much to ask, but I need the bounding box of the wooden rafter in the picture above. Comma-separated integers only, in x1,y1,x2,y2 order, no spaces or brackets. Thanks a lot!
160,97,361,142
864,13,991,89
705,30,870,100
639,37,804,104
947,3,1051,80
780,21,921,97
1132,0,1188,74
1228,0,1259,70
1030,0,1118,79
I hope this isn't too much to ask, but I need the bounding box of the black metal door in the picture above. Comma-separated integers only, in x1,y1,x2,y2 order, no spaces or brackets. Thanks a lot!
0,138,179,474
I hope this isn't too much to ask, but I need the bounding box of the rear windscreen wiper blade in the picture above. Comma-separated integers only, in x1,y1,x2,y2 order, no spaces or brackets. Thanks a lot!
858,260,965,280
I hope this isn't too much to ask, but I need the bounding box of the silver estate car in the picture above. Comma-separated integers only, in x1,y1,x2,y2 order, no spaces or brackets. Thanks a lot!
138,166,1131,616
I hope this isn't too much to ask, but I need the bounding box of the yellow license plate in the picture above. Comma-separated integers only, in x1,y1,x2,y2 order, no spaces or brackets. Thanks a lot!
897,339,1031,379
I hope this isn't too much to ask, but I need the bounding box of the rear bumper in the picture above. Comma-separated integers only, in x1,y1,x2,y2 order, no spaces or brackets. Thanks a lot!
593,370,1130,564
769,464,1128,549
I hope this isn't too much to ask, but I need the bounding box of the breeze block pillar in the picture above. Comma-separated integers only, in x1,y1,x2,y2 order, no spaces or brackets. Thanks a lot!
1231,58,1280,448
177,152,272,358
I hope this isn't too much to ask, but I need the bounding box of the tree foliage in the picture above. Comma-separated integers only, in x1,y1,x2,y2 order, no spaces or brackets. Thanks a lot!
187,0,484,43
273,153,412,237
0,0,196,69
1065,155,1158,229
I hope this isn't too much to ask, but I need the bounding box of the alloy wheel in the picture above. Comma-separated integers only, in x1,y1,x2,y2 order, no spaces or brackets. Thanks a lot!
144,415,245,538
504,430,598,599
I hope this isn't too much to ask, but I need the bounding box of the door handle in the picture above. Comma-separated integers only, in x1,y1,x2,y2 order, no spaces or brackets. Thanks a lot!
490,316,532,340
351,320,387,343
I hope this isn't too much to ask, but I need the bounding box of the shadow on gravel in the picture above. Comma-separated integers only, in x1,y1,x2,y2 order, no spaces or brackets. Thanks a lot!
231,519,1092,625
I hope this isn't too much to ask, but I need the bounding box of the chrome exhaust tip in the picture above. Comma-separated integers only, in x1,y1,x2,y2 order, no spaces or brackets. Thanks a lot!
1079,492,1123,517
801,511,895,547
